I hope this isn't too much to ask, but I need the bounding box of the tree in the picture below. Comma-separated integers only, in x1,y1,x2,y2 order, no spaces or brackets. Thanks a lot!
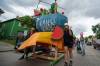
0,23,2,28
92,23,100,39
17,16,36,28
88,35,93,39
84,37,88,42
0,20,1,27
0,8,4,15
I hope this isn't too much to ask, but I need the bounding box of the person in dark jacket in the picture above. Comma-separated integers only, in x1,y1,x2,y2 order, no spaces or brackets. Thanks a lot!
15,31,24,49
19,27,36,60
63,23,74,66
76,38,81,53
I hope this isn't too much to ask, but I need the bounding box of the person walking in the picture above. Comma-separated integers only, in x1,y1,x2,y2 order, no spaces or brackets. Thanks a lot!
19,27,36,60
63,23,74,66
80,32,85,56
76,38,81,53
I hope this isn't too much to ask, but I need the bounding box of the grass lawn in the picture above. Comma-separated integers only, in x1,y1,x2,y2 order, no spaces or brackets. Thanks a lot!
0,39,16,45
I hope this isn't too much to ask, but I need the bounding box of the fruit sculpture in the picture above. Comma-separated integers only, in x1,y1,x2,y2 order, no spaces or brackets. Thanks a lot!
19,0,68,50
18,1,68,65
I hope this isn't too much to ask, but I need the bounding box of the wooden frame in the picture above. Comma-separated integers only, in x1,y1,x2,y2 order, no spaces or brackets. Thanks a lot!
32,45,64,66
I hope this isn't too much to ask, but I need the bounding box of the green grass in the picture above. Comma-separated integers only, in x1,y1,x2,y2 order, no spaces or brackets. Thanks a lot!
0,39,16,45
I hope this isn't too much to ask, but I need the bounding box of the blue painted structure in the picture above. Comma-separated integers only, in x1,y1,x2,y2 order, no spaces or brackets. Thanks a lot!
36,13,68,31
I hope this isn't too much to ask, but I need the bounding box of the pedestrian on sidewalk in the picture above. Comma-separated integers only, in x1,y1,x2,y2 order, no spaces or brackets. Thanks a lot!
63,23,74,66
80,32,85,56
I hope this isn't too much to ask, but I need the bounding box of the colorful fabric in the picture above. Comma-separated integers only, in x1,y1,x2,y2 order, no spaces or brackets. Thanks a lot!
18,32,64,50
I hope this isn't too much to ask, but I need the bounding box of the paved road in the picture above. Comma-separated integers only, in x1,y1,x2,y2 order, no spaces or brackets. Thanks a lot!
0,42,100,66
56,46,100,66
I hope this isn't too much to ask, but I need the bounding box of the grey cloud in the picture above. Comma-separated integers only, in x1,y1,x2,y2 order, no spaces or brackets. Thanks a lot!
0,11,16,21
39,0,53,4
60,0,100,18
0,0,12,12
0,0,19,14
72,24,87,35
1,0,100,18
85,7,100,18
60,0,89,14
13,0,37,7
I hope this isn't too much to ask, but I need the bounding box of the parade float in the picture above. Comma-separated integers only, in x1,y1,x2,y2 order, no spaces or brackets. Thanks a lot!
18,0,68,66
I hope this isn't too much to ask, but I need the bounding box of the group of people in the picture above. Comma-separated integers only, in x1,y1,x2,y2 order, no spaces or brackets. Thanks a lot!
63,23,87,66
15,22,86,66
63,23,86,66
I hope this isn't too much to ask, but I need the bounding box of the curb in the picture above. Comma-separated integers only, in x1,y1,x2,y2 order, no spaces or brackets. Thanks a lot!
0,49,15,53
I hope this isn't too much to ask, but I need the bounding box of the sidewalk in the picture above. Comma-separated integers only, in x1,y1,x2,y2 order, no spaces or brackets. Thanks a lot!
0,41,14,52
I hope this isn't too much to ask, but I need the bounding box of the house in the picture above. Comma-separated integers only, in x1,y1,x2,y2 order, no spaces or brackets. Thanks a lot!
0,18,28,39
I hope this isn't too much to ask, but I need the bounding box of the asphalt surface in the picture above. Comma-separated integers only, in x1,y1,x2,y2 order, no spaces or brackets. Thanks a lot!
0,42,100,66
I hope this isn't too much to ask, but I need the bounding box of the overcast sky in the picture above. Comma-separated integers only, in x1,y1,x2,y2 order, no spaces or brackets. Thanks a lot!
0,0,100,37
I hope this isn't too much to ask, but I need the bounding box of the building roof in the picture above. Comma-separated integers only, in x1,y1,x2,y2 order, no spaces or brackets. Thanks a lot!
0,15,35,23
0,18,19,23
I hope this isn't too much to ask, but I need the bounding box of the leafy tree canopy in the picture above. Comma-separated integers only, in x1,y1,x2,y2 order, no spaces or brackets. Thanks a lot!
92,23,100,39
17,16,36,28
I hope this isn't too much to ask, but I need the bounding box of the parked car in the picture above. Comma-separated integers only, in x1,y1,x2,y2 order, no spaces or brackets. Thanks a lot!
87,42,92,46
87,38,92,46
93,39,100,49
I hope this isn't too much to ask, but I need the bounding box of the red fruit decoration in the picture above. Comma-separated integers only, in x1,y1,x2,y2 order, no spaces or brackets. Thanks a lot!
52,26,64,40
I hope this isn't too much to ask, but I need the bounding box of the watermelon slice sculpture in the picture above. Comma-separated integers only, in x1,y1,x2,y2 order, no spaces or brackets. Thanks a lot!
52,26,64,40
